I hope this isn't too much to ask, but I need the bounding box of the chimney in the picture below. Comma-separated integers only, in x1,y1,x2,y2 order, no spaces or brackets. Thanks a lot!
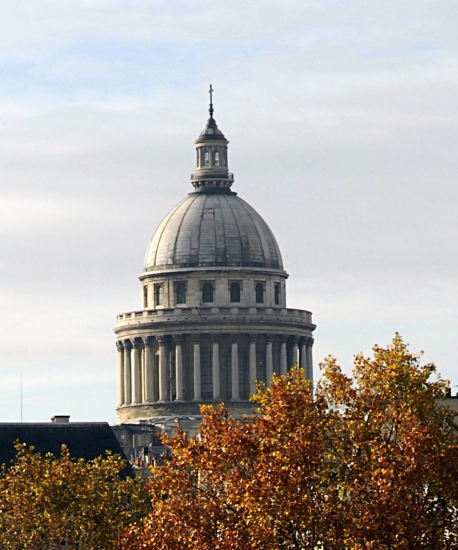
51,415,70,423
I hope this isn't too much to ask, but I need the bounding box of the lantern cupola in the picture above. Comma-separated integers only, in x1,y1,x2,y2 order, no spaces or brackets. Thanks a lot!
191,85,234,193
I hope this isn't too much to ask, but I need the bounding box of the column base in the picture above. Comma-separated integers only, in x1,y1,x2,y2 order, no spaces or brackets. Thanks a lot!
193,397,202,402
174,399,185,403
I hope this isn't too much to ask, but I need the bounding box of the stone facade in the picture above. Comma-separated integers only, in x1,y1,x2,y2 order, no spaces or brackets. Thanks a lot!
114,92,316,424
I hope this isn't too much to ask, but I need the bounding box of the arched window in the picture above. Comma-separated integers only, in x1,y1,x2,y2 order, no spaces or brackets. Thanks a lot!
143,286,148,308
274,283,281,305
255,283,264,304
202,282,213,303
176,282,186,304
204,151,210,167
230,282,241,303
155,284,163,306
215,151,220,166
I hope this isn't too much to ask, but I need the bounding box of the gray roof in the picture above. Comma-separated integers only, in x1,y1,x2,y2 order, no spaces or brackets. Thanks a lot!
144,192,284,271
196,116,227,142
0,422,133,476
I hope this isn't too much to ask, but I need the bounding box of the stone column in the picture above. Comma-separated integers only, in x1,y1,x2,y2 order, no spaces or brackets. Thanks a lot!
249,334,257,395
174,335,184,402
231,334,239,400
291,337,299,369
300,337,307,375
193,337,201,401
280,336,288,375
266,335,273,386
123,340,132,406
132,340,142,404
143,337,154,403
141,346,145,402
117,341,125,407
212,334,220,401
157,335,168,402
306,338,314,383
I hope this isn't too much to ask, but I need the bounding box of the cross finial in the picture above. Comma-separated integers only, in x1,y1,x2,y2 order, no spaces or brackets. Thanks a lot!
209,84,214,118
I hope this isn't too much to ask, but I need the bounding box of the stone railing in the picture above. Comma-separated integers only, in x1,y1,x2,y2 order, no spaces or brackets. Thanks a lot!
117,306,313,325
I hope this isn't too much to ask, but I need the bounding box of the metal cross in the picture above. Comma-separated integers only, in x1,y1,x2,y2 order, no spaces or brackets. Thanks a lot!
209,84,214,117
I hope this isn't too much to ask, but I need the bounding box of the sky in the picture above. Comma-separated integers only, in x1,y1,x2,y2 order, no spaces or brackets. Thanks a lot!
0,0,457,423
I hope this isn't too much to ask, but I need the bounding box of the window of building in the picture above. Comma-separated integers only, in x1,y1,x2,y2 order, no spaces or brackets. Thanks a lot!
230,282,241,303
215,151,220,166
176,282,186,304
274,283,281,305
202,282,213,303
255,283,264,304
204,151,210,166
155,284,163,306
143,286,148,308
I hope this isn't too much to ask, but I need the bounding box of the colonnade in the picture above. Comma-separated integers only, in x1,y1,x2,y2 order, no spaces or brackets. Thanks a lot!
117,333,314,408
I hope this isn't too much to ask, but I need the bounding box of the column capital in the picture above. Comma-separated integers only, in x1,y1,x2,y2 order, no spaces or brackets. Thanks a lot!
156,334,166,345
116,341,124,351
193,335,200,345
307,337,315,346
131,339,139,349
173,334,183,344
249,333,257,343
279,335,288,344
211,333,220,342
266,334,274,343
299,336,307,346
123,339,132,350
291,335,300,344
142,336,151,347
231,333,238,343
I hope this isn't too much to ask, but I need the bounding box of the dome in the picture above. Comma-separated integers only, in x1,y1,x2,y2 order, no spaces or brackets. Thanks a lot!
196,116,227,142
144,192,284,271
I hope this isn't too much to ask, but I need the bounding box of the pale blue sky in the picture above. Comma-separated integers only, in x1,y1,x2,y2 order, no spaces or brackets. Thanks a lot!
0,0,457,422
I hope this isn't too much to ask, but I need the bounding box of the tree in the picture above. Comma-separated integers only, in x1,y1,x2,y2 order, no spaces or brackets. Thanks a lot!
119,335,458,549
0,443,149,550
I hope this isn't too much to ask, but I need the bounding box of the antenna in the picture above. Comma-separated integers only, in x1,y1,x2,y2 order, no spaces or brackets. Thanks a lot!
20,375,23,422
209,84,214,118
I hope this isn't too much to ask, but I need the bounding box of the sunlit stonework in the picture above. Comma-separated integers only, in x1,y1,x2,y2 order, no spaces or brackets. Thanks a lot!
114,88,316,424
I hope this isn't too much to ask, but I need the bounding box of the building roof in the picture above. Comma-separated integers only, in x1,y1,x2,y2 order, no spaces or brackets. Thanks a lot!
0,422,132,476
144,192,284,272
196,116,227,143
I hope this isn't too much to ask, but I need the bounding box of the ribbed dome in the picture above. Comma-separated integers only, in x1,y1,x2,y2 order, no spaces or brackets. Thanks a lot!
144,193,283,271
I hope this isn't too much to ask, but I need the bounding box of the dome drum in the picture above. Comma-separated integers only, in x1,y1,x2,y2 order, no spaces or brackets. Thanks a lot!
139,269,288,310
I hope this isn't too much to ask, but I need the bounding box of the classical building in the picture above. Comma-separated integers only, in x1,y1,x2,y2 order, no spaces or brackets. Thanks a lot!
114,90,316,424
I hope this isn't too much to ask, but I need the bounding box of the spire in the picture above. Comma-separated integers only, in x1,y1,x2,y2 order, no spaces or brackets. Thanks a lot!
209,84,214,118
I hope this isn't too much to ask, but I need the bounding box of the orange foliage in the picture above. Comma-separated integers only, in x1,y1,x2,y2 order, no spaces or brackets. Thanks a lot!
0,444,148,550
120,335,458,549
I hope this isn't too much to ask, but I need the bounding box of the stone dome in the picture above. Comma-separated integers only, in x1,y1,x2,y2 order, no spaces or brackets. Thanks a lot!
144,192,284,272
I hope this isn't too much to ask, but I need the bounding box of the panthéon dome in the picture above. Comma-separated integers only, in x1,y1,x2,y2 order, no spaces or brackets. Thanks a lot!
115,86,315,427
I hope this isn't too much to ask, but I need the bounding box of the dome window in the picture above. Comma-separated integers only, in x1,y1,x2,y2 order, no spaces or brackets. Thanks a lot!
204,151,210,167
274,283,281,305
255,283,264,304
155,284,163,307
176,282,186,305
214,151,220,166
143,286,148,308
202,282,214,303
230,282,241,303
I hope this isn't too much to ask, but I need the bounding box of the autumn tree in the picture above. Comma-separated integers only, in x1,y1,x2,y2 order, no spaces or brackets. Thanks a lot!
120,334,458,550
0,443,149,550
